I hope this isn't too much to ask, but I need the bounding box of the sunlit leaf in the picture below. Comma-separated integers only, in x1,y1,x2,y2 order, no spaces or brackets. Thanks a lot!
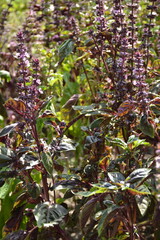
19,153,39,170
127,135,139,144
0,181,11,199
0,154,12,162
127,135,150,149
17,147,30,156
133,140,150,148
117,100,135,117
41,152,53,176
39,110,55,118
76,183,117,197
107,138,127,149
136,195,150,216
38,96,53,112
0,147,14,157
0,70,11,81
76,53,90,61
92,182,117,189
108,172,125,183
31,169,42,184
125,184,151,195
59,39,75,63
0,179,21,200
58,137,76,152
4,98,26,116
75,189,106,197
0,123,18,137
47,72,63,86
73,103,109,116
33,202,68,227
125,168,151,183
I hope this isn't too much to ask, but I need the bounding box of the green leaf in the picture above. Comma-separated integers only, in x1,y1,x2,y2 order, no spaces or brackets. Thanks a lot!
0,178,20,200
76,189,106,197
58,137,76,152
97,205,120,236
0,123,18,137
0,146,14,156
0,154,13,168
59,39,75,63
137,184,151,194
47,72,63,86
92,182,117,190
17,147,30,156
125,184,151,195
80,198,99,230
53,179,83,190
41,152,53,176
39,96,53,112
89,118,104,130
125,168,151,183
33,202,68,227
31,169,42,184
132,139,150,148
150,105,160,116
26,183,41,199
76,183,117,197
62,94,82,110
73,103,109,116
127,135,139,144
84,135,100,149
0,70,11,81
0,181,11,199
0,154,12,162
13,193,28,208
136,195,150,216
3,204,25,235
19,153,39,170
139,114,154,138
108,138,127,149
127,135,150,148
108,172,125,183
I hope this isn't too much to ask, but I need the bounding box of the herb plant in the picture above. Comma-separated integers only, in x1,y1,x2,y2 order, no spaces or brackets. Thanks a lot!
0,0,159,239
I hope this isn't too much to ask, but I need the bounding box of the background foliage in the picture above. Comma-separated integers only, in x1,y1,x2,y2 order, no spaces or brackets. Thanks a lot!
0,0,160,239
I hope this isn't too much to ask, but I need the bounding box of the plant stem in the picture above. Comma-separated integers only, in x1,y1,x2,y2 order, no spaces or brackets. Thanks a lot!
42,172,50,201
81,61,96,101
31,121,50,201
